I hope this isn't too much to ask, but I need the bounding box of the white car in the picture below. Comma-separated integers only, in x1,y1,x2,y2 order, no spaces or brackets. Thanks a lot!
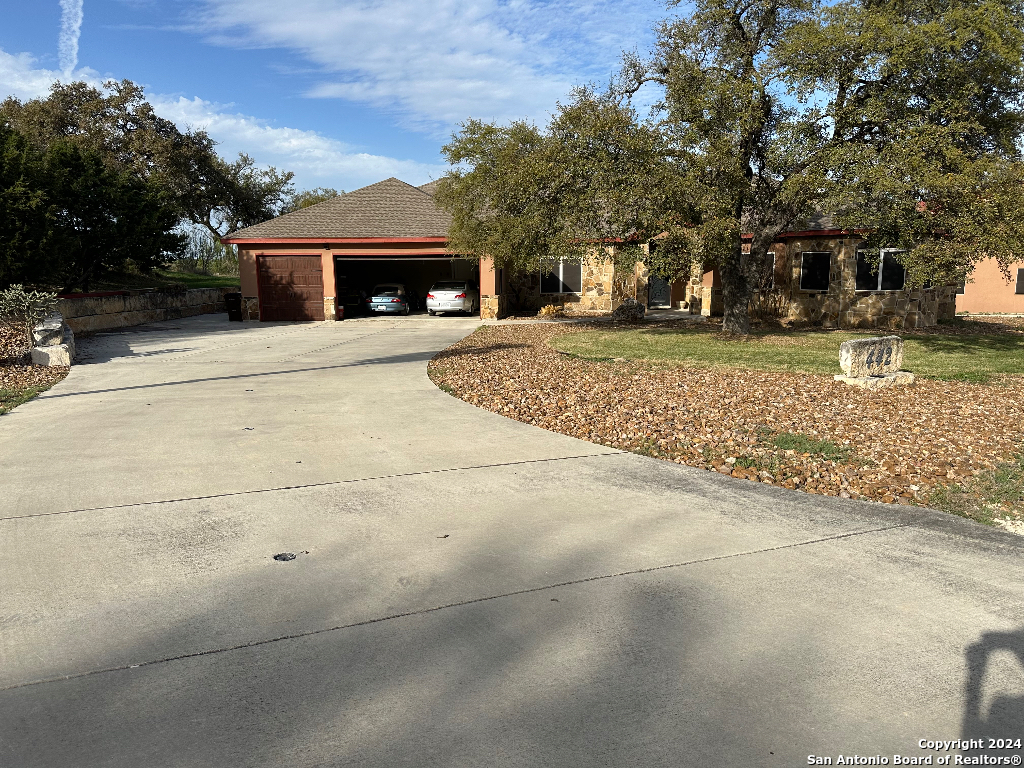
426,281,479,316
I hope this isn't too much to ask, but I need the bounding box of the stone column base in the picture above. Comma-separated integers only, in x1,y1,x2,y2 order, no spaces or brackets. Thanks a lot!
242,297,260,321
480,295,501,320
323,296,337,321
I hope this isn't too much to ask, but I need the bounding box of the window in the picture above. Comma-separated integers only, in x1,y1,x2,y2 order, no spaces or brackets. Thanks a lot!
541,259,583,294
1016,268,1024,295
956,282,966,295
855,249,907,291
800,252,831,291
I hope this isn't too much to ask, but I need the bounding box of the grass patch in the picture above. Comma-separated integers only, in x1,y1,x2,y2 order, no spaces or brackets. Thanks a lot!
74,269,241,292
928,453,1024,525
771,431,853,463
733,454,782,473
0,384,50,415
427,365,457,396
550,325,1024,381
631,437,673,459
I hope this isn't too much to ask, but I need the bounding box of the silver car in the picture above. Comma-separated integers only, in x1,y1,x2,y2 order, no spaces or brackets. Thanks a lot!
366,283,413,315
426,281,479,316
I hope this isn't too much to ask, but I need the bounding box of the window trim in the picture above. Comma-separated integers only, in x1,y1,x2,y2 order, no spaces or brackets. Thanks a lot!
799,251,832,292
540,258,583,295
855,248,907,292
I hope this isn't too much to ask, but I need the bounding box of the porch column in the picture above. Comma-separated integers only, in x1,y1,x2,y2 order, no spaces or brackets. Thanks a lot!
479,256,503,319
320,248,337,321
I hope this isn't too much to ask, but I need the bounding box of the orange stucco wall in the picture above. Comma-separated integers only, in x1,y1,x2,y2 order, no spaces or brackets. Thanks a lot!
480,256,497,295
957,258,1024,314
239,249,258,297
701,268,721,288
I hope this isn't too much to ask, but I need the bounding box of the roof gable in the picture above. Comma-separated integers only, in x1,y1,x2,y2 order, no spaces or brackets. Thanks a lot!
225,177,452,241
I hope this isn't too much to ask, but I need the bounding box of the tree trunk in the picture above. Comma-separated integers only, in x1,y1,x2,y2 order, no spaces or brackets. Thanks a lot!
720,240,753,335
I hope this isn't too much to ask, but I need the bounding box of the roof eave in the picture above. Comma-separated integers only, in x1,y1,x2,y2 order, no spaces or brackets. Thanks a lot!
221,236,450,245
741,228,868,241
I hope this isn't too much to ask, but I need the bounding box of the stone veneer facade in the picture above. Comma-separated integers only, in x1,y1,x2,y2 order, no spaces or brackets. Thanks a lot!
503,247,651,315
58,287,237,333
775,238,956,329
668,237,955,328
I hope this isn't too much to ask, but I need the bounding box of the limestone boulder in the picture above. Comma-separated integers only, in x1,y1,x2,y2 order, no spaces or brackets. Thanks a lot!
61,323,76,361
612,298,646,323
31,344,73,367
839,336,903,377
31,313,64,346
834,371,915,389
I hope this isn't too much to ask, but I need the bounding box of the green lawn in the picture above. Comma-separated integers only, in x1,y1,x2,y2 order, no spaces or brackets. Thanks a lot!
550,324,1024,382
0,385,51,415
83,269,241,292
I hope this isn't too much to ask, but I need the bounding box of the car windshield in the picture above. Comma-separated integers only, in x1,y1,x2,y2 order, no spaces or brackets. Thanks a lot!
372,286,402,296
432,282,465,291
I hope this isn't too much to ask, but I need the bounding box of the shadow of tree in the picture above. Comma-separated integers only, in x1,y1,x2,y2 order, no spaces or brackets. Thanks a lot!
39,351,444,400
908,334,1024,356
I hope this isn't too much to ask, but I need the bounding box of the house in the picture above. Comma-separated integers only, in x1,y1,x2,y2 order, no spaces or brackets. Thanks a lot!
956,258,1024,315
222,177,473,321
681,215,958,329
224,177,957,329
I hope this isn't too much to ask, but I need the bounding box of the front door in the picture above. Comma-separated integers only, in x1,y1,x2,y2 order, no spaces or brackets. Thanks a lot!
648,274,671,308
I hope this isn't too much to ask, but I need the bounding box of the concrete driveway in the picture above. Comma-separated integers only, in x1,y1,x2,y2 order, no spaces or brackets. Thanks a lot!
1,315,1022,767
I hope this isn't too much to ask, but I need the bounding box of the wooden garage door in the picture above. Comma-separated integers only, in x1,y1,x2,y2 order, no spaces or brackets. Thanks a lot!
257,256,325,321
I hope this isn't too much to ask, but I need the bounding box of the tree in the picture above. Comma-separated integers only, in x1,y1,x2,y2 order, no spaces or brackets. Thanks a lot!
0,80,220,213
437,95,680,280
42,141,184,293
0,125,49,286
438,0,1024,333
1,81,297,242
185,153,295,238
282,187,340,214
0,284,58,349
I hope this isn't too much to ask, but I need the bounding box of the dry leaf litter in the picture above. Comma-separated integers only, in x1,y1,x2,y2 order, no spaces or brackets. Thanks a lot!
429,319,1024,533
0,325,68,403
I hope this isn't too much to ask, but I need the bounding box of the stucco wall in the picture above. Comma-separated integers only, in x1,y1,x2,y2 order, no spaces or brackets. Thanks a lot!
58,287,237,333
957,258,1024,314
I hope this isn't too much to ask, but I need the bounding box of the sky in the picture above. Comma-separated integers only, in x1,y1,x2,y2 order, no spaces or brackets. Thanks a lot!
0,0,665,192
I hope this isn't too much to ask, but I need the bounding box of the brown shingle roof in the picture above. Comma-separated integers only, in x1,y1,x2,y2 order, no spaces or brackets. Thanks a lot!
417,179,440,196
225,177,451,240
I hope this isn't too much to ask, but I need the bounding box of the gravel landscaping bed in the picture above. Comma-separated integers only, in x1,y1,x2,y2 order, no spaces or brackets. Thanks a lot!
428,319,1024,530
0,325,68,414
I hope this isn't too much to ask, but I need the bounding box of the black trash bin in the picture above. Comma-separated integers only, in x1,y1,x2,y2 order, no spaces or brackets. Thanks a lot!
225,292,243,322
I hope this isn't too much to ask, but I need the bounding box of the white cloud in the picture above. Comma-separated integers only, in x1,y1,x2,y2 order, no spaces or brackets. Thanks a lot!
196,0,662,130
58,0,85,76
153,95,445,190
0,48,443,192
0,48,100,100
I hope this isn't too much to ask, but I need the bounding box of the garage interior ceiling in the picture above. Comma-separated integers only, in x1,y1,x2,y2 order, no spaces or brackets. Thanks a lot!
333,257,464,261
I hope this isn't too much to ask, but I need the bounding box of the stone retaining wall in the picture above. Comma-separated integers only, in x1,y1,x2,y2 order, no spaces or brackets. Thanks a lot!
58,287,239,333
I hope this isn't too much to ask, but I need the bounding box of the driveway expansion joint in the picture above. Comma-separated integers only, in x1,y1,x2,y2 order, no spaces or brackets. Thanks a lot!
0,521,910,693
0,452,624,522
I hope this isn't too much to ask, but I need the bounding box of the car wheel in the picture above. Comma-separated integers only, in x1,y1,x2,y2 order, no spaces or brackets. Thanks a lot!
428,309,435,316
